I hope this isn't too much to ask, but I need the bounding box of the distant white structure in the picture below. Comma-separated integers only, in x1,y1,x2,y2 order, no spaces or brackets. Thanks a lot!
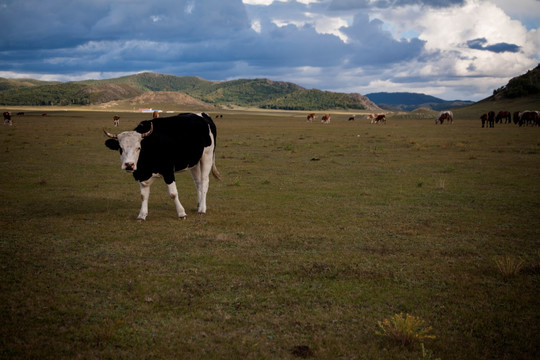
138,108,162,113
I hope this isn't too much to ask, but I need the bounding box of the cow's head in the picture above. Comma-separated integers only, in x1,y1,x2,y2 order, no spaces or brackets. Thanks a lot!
104,124,153,172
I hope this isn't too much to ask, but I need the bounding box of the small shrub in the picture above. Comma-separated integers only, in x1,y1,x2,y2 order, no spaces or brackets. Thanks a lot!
494,255,524,278
376,313,435,346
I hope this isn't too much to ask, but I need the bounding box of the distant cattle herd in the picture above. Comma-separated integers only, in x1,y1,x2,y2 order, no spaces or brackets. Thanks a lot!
480,110,539,127
301,109,539,127
3,109,540,129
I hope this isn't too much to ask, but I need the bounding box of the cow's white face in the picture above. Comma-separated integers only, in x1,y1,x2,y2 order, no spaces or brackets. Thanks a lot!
116,131,143,172
104,123,153,172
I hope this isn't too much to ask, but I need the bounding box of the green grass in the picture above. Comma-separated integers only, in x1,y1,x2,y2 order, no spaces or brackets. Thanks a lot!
0,109,539,359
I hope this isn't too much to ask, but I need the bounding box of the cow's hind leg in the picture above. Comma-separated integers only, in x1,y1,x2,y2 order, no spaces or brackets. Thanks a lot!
166,181,187,219
190,150,213,214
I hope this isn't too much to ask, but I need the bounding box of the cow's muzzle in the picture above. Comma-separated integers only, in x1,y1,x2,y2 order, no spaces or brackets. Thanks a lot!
124,162,135,172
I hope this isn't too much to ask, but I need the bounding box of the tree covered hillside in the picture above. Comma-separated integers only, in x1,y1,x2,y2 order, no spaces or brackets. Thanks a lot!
492,64,540,99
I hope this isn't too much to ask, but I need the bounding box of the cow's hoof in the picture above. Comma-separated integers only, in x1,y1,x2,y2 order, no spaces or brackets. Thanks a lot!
179,215,187,220
137,217,145,222
198,212,206,215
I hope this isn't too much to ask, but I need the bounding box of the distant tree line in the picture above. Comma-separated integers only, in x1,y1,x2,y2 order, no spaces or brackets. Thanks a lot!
0,83,91,106
259,89,366,110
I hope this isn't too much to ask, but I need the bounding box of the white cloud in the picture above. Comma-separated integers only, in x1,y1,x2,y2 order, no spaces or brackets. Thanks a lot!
363,0,539,99
305,12,350,42
491,0,540,29
251,19,262,33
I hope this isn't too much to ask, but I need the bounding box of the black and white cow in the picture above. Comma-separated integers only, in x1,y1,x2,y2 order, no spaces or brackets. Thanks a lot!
104,112,221,221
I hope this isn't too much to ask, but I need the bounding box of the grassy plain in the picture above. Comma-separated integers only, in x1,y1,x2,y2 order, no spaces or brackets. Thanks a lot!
0,108,539,359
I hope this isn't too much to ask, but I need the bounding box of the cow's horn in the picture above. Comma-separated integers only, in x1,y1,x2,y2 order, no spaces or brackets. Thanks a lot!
103,128,117,139
142,123,153,138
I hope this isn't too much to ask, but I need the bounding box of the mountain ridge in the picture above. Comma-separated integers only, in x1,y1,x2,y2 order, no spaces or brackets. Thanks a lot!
365,92,474,112
0,72,380,111
1,66,538,111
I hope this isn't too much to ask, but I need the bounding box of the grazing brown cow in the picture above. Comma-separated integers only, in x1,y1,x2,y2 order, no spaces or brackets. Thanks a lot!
321,114,331,124
306,113,315,122
436,111,453,124
513,111,520,125
3,112,12,126
480,113,488,128
519,111,539,126
348,115,355,121
367,113,385,124
496,111,511,124
113,115,120,127
375,114,386,124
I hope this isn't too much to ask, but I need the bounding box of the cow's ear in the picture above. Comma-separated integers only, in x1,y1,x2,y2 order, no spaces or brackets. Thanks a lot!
105,139,120,150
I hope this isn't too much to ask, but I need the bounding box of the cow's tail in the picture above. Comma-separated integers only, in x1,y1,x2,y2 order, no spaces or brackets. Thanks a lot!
212,161,222,181
210,132,221,181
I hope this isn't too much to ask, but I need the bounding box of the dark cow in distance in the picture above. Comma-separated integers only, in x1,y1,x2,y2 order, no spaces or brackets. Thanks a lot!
513,111,520,125
3,112,12,126
113,115,120,127
306,113,315,122
481,112,495,128
480,113,488,128
488,111,495,128
104,112,221,221
496,111,511,124
519,111,539,126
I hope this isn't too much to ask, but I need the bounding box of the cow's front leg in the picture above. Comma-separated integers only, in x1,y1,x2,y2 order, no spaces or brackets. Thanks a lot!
138,176,157,221
166,181,187,219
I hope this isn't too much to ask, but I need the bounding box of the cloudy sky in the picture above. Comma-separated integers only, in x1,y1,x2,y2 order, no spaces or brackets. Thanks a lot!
1,0,539,101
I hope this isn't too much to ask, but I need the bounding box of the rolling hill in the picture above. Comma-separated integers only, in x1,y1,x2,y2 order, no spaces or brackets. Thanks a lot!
365,92,473,111
0,72,380,111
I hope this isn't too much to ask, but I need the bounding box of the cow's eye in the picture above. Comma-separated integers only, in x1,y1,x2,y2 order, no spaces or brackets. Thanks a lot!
136,147,141,152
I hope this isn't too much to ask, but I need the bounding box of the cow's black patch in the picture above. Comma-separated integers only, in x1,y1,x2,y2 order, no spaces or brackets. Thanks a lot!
133,113,216,184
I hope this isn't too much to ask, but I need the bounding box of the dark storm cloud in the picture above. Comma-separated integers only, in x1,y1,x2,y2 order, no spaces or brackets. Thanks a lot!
0,0,423,76
0,0,251,50
342,13,425,65
466,38,521,53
